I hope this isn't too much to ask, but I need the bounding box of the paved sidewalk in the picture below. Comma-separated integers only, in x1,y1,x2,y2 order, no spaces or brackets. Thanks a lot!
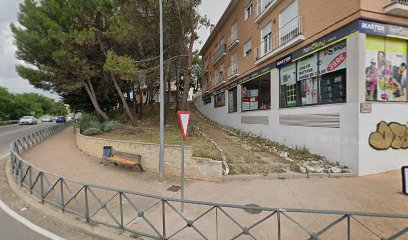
21,127,408,239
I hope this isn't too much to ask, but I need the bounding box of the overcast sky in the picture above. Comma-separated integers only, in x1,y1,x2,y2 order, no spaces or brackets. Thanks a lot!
0,0,229,100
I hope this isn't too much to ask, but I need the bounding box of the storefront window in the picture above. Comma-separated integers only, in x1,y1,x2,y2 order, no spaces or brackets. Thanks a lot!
228,87,237,113
214,92,225,108
242,72,271,111
203,96,211,105
365,36,408,102
279,41,347,108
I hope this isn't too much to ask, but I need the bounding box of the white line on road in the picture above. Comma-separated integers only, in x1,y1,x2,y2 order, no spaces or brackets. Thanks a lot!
0,154,65,240
0,200,65,240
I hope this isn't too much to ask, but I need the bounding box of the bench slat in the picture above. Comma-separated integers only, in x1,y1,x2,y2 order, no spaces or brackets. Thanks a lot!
108,156,139,166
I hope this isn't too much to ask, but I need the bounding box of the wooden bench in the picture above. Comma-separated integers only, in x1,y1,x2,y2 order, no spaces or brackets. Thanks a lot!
102,146,143,172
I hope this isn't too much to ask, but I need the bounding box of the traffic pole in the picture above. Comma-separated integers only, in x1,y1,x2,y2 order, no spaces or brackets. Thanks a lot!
159,0,165,181
181,136,185,212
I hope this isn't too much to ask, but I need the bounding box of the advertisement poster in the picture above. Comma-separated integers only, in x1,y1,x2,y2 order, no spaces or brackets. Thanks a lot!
280,63,297,85
301,77,318,105
297,53,318,81
319,41,347,75
365,36,408,101
241,87,259,111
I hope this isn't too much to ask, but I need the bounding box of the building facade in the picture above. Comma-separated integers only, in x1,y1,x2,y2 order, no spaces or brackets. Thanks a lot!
196,0,408,175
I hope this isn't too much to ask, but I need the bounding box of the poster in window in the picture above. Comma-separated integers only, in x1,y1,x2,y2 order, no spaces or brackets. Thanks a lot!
280,62,296,85
301,77,318,105
249,89,259,110
297,53,318,81
365,36,407,101
319,41,347,75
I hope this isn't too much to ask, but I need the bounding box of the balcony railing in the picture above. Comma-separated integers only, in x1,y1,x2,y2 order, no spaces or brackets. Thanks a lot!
384,0,408,17
227,63,239,79
256,15,304,62
212,44,226,65
213,72,225,87
228,29,239,49
256,0,282,23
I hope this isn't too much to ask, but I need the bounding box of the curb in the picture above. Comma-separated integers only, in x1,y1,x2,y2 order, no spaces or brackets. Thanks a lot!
223,172,356,181
5,159,137,240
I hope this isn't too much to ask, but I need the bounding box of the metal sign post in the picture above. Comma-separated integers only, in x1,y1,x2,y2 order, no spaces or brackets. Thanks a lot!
402,166,408,195
177,111,191,213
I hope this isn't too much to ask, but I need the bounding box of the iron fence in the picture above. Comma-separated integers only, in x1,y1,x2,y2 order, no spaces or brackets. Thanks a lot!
9,124,408,239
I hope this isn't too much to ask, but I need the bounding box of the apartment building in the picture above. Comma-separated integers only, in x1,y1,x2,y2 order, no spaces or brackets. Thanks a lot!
195,0,408,175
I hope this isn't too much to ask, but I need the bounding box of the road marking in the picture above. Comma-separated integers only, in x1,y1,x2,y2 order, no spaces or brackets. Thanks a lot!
0,200,65,240
0,154,65,239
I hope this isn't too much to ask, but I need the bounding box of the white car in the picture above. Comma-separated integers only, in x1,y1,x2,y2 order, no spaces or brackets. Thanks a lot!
19,116,37,125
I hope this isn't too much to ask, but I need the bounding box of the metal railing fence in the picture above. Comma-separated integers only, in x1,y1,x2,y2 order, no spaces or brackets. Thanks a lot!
9,124,408,240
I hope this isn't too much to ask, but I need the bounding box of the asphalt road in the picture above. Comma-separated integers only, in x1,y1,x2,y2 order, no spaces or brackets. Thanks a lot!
0,123,52,239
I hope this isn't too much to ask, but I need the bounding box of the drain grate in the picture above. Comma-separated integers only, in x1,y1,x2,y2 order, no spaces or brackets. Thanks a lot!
167,185,181,192
243,204,263,214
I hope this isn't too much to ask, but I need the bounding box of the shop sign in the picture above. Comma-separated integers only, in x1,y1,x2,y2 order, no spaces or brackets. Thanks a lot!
276,54,292,68
318,42,347,75
359,20,408,39
297,53,318,81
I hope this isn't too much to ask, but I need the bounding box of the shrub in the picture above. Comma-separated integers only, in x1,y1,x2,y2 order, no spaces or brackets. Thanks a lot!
83,127,103,136
103,120,122,132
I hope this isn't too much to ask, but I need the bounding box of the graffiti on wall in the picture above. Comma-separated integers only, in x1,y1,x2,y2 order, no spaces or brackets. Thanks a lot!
369,121,408,150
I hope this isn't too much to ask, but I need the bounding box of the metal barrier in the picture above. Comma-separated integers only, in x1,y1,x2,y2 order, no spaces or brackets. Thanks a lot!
9,124,408,239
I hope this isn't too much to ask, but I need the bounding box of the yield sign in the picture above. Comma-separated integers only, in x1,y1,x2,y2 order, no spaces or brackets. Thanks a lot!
177,111,191,141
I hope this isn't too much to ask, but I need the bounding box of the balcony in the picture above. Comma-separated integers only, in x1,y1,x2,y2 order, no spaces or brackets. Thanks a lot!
228,29,239,50
227,63,239,80
212,44,226,65
256,0,283,23
213,72,225,87
384,0,408,17
256,15,304,65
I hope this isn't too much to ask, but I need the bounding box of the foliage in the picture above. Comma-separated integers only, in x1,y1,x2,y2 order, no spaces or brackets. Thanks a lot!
83,128,103,136
0,87,67,120
103,120,122,132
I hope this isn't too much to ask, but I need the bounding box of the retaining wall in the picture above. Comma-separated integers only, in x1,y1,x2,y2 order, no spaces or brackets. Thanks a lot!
76,132,223,182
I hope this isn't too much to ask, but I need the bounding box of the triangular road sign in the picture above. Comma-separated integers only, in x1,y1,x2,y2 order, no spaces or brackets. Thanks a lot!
177,111,191,141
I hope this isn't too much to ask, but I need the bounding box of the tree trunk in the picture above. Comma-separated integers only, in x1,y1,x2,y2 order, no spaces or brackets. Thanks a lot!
138,73,143,120
176,58,181,111
110,72,136,125
84,80,109,120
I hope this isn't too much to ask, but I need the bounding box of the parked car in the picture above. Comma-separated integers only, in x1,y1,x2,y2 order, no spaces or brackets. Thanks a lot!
41,116,53,122
55,116,66,123
19,116,37,125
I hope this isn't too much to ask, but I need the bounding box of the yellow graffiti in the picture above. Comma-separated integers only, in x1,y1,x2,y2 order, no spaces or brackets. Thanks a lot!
369,121,408,150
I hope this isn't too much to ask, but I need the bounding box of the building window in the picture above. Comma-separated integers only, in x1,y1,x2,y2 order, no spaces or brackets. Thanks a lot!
280,41,347,108
214,92,225,108
365,35,408,102
279,0,299,45
245,3,253,21
228,87,238,113
244,39,252,57
203,96,211,105
261,22,272,56
242,72,271,111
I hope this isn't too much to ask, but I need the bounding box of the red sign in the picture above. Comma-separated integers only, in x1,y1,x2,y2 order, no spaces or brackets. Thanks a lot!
177,111,191,141
327,53,347,72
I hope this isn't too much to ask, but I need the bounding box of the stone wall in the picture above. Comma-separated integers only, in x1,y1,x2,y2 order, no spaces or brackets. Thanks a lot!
76,132,223,182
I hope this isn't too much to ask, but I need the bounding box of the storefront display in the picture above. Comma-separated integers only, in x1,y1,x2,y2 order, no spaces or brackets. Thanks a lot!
241,72,271,111
365,36,408,102
214,92,225,108
280,41,347,108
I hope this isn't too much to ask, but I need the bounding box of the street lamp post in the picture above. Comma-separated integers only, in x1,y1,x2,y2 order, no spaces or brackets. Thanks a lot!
159,0,165,180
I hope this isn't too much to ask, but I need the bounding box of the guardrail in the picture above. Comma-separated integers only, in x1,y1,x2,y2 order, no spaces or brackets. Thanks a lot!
0,120,19,126
9,124,408,239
